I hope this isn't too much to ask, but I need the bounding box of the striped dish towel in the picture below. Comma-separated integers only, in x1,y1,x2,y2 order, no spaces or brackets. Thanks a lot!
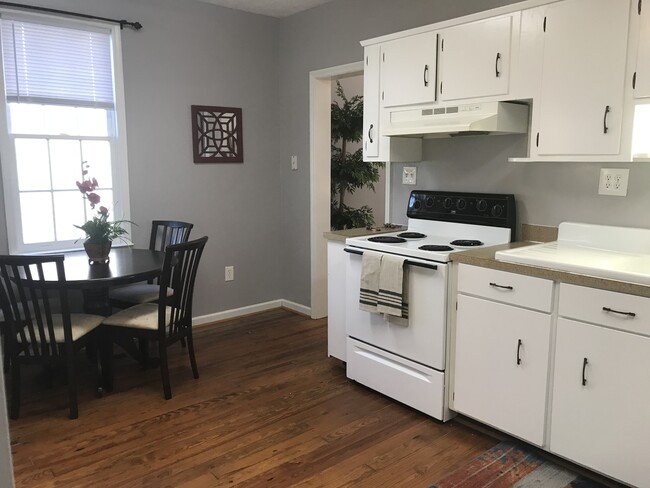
377,254,408,319
359,251,382,312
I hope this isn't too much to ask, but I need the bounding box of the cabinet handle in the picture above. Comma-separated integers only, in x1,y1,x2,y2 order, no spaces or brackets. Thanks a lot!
516,339,522,365
495,52,501,78
536,132,540,147
582,357,588,386
639,0,643,15
423,64,429,87
602,306,636,318
633,72,637,90
368,124,374,144
603,105,610,134
489,282,513,290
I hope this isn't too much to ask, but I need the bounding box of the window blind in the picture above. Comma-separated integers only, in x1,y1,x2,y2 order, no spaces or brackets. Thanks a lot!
1,18,114,108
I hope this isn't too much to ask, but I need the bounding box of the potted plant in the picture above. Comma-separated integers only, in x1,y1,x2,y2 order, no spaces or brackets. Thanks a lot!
75,163,131,264
330,81,384,230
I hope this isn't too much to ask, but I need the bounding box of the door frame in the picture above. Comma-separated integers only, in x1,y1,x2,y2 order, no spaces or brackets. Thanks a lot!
309,61,364,319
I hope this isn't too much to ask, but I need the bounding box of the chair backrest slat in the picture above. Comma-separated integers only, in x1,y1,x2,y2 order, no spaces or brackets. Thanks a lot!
0,254,68,361
149,220,194,252
157,236,207,340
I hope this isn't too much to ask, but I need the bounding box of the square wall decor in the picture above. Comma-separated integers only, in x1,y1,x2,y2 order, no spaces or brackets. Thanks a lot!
191,105,243,163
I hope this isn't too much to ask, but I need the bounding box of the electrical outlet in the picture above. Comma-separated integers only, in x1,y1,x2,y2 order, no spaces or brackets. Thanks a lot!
225,266,234,282
290,155,298,171
402,167,417,185
598,168,629,196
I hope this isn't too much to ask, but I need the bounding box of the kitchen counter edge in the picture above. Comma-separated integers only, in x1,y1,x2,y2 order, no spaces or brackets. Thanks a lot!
451,242,650,299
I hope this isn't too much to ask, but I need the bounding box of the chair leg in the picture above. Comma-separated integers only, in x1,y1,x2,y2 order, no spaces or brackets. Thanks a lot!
138,339,149,369
158,343,172,400
10,362,20,420
66,355,78,420
187,333,199,380
99,329,114,393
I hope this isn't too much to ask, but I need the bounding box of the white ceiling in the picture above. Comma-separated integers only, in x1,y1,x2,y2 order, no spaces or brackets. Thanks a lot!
195,0,337,18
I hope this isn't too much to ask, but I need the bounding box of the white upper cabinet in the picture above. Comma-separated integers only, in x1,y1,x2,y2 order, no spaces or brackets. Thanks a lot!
363,45,422,163
534,0,630,157
439,15,513,102
634,0,650,97
381,31,438,108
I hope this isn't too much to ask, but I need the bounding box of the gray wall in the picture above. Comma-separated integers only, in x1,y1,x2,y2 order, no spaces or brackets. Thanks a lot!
0,0,283,316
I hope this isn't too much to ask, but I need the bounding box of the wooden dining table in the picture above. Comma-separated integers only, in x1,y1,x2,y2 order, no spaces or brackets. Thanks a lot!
40,247,166,316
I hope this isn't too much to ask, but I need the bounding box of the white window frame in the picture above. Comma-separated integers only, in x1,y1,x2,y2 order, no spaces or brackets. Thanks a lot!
0,10,131,254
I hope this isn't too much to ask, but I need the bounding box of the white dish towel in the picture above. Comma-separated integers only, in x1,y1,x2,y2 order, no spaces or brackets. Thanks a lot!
359,251,382,312
377,254,409,319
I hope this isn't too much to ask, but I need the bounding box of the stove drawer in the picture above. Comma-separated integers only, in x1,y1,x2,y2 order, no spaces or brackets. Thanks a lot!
458,264,554,312
346,338,447,420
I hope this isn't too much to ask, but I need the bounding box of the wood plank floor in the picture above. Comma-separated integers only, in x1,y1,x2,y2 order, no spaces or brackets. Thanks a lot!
7,309,497,487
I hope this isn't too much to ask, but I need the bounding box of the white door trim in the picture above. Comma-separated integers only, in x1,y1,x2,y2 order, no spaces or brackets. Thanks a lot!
309,61,364,319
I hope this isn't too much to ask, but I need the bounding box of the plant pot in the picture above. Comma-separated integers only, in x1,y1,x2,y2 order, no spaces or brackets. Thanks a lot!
84,240,112,264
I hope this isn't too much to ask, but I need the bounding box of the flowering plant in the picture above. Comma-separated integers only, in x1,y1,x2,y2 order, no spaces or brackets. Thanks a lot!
74,164,131,244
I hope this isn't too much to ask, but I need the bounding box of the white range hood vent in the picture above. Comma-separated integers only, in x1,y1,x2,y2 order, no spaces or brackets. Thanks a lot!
383,101,529,138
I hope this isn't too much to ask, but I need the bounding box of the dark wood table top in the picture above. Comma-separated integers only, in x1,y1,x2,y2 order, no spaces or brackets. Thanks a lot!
41,247,165,289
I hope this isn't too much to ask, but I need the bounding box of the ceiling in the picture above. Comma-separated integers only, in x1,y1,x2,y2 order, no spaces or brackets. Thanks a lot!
195,0,337,18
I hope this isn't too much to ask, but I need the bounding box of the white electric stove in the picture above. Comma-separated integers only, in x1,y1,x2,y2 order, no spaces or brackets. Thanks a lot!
344,190,516,421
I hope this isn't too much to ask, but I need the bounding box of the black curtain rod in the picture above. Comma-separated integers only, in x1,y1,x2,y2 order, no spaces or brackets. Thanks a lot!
0,2,142,30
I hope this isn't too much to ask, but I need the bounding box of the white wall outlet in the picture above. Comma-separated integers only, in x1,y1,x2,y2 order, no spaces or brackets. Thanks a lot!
225,266,234,282
598,168,629,196
402,166,417,185
290,155,298,171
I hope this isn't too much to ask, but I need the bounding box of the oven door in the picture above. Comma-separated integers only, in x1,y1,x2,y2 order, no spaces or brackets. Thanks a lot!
344,248,448,370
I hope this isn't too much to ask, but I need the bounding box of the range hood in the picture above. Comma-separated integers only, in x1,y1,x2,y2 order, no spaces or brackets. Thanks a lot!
383,101,529,138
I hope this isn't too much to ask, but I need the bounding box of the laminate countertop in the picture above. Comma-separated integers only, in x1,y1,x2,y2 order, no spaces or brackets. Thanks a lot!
323,226,406,242
451,242,650,299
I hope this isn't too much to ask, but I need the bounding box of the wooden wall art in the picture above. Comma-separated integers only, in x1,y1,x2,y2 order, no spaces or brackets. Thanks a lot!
191,105,243,163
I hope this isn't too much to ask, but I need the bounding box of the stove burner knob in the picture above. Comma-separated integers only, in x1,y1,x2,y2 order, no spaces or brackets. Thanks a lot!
456,198,467,210
425,197,434,207
491,204,504,217
477,199,488,212
413,200,422,210
443,197,453,209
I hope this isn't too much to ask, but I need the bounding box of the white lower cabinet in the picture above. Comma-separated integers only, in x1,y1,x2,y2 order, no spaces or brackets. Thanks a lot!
550,290,650,488
454,292,551,446
327,240,347,361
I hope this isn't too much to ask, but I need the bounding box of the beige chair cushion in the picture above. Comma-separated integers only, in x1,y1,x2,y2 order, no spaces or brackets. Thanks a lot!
102,303,172,331
108,284,173,304
18,313,103,343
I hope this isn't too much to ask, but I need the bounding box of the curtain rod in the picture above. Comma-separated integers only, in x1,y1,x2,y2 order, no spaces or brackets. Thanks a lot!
0,2,142,30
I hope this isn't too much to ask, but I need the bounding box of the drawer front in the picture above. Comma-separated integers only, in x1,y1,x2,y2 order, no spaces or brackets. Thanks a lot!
559,284,650,336
457,264,554,312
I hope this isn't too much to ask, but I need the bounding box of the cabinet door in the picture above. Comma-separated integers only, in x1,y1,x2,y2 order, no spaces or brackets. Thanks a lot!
536,0,629,156
363,45,381,159
453,294,551,446
551,318,650,487
381,32,437,108
635,0,650,97
439,15,512,101
327,241,347,361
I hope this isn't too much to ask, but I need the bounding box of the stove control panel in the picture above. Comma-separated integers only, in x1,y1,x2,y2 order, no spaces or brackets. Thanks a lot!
407,191,516,238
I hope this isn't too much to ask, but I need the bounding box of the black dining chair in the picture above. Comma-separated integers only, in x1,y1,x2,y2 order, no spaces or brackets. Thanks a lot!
0,255,104,419
108,220,194,308
102,236,208,399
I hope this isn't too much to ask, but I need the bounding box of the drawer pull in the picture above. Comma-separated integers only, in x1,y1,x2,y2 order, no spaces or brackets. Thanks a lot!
516,339,522,365
489,282,513,290
602,306,636,318
582,357,588,386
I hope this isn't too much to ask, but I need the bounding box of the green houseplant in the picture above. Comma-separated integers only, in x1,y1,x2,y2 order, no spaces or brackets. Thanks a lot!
75,163,131,263
330,81,384,230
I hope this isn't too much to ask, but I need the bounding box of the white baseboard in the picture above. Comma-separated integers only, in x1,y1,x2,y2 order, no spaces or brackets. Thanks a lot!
193,299,312,328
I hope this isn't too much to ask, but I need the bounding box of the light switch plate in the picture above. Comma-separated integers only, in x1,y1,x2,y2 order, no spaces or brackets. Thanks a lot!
290,155,298,170
402,166,417,185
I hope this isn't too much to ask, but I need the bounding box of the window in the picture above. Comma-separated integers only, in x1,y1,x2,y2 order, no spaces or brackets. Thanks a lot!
0,12,130,253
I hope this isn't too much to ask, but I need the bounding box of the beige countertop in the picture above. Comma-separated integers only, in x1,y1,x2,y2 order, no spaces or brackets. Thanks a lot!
323,225,406,242
451,242,650,299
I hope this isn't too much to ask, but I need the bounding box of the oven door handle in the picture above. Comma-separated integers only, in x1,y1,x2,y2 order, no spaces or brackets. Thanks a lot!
344,248,438,270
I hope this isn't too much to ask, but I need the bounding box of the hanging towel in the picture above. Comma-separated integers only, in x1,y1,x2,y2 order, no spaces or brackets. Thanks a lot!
359,251,382,312
377,254,408,319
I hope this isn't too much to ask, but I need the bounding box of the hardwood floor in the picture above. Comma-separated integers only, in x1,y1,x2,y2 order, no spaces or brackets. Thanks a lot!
7,309,497,487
